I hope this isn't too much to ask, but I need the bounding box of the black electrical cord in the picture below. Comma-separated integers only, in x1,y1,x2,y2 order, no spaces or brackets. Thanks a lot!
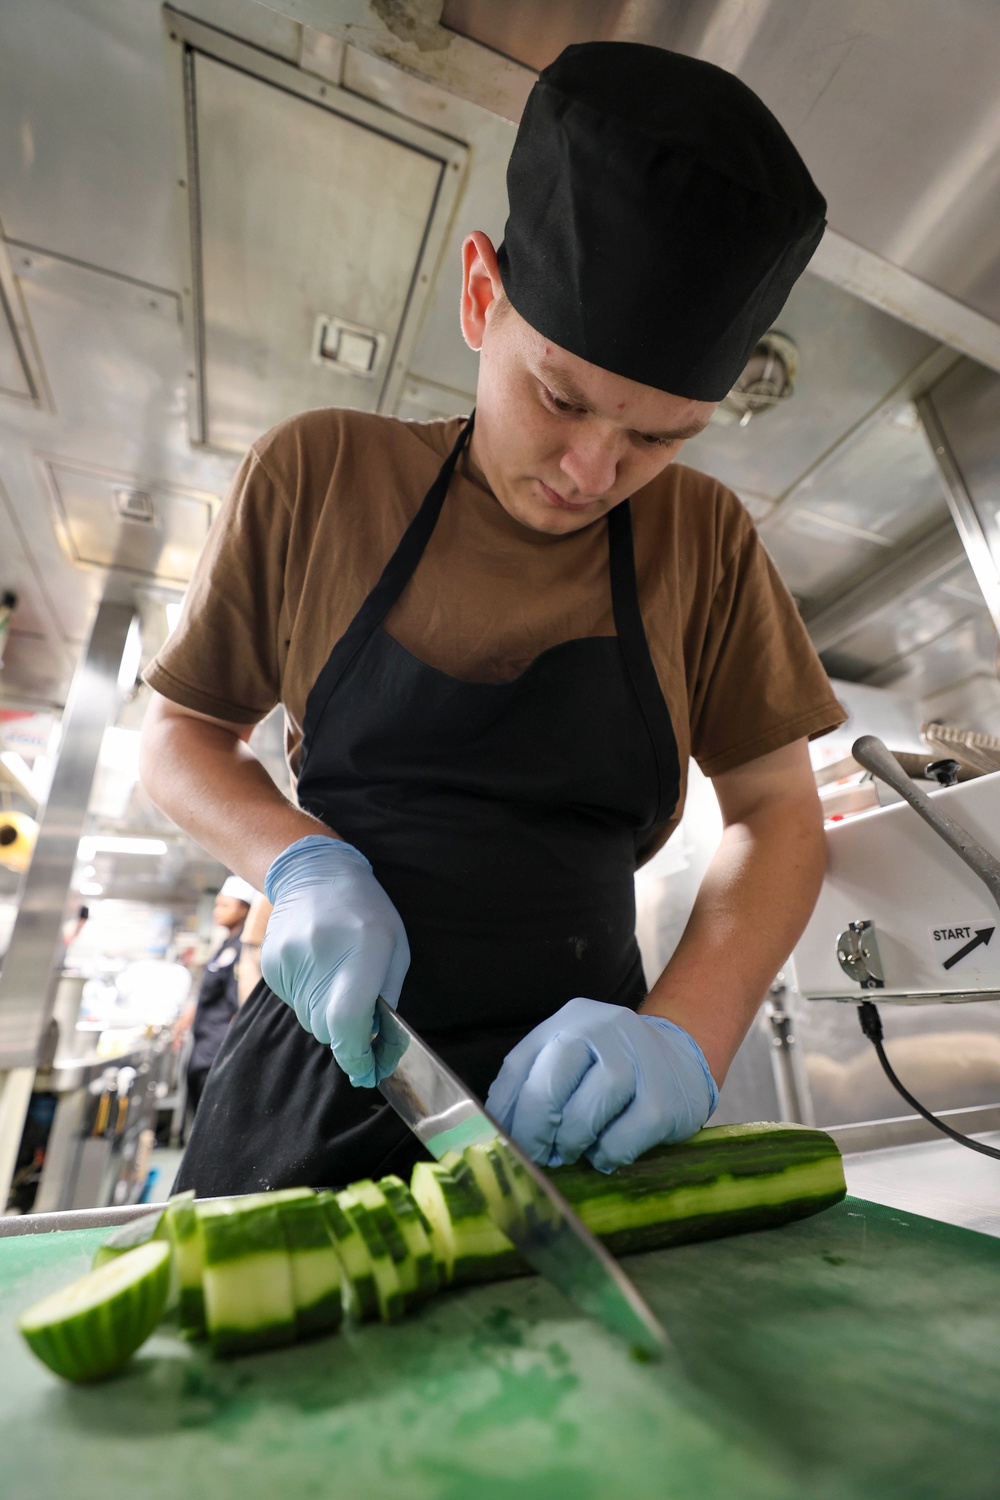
857,1001,1000,1161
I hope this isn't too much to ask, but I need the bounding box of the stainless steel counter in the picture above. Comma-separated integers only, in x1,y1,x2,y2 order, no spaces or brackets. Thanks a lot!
844,1131,1000,1238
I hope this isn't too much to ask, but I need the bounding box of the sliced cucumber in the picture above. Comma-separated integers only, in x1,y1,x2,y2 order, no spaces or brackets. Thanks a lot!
271,1190,344,1338
163,1190,204,1335
410,1161,520,1285
343,1179,427,1310
198,1197,297,1356
335,1189,405,1324
19,1240,171,1383
378,1175,440,1300
91,1207,165,1269
316,1191,379,1321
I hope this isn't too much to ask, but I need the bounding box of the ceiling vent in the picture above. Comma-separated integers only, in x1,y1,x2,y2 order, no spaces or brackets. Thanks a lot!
712,332,800,428
165,11,468,454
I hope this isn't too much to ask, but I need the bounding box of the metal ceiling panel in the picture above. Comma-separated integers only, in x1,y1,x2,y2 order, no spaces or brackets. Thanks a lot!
0,289,33,403
41,458,217,586
821,559,994,687
682,272,937,503
782,407,946,544
167,13,468,451
0,0,179,290
440,0,1000,325
0,629,74,709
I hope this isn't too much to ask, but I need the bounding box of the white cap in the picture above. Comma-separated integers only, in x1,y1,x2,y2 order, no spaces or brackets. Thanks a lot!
219,875,257,905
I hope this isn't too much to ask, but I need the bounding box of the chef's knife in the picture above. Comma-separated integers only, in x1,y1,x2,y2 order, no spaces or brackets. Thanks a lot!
374,996,668,1357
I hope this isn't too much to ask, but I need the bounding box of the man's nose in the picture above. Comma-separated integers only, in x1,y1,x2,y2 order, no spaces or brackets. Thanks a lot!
559,427,621,497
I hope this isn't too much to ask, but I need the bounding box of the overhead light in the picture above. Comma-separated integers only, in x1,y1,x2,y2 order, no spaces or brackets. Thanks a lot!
710,331,799,429
165,601,183,636
82,865,96,878
77,836,168,859
79,881,104,896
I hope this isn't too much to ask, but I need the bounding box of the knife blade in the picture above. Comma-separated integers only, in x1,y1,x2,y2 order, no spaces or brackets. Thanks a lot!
374,997,668,1357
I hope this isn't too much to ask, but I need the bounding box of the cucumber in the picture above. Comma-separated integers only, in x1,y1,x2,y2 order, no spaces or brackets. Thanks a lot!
410,1160,519,1285
316,1190,379,1321
335,1190,406,1323
378,1175,440,1299
19,1241,171,1383
271,1190,344,1338
551,1122,847,1257
343,1179,428,1310
163,1190,204,1335
433,1122,847,1285
198,1197,297,1356
92,1207,165,1269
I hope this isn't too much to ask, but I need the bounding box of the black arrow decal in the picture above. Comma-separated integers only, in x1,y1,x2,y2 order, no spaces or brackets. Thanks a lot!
943,927,995,971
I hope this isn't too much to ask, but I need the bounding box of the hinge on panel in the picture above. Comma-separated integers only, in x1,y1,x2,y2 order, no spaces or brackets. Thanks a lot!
836,918,884,990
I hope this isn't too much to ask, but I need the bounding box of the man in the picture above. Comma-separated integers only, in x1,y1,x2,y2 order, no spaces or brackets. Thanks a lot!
139,43,844,1195
172,876,256,1114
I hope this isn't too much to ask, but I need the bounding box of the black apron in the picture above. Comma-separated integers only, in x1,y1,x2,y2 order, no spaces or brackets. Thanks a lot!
176,417,680,1195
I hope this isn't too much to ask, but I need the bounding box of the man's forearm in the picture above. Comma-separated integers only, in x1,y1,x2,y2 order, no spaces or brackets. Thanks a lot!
138,702,334,891
640,797,826,1085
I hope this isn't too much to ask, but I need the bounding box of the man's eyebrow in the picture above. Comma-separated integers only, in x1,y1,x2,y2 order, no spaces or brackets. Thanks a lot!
541,368,708,442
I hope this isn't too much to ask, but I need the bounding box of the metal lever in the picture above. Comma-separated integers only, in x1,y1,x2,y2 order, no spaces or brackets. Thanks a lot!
852,734,1000,913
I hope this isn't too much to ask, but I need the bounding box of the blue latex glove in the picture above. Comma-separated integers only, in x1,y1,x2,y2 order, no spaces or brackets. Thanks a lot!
261,834,410,1087
484,997,719,1173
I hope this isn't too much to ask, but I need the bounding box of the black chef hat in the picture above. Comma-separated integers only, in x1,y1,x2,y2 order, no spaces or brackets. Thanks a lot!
496,43,826,401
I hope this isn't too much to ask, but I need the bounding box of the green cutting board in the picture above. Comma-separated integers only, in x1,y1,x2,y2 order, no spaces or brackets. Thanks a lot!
1,1197,998,1500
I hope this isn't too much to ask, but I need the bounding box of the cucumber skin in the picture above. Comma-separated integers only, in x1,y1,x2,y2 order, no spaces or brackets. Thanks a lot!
19,1242,171,1384
316,1192,379,1321
91,1208,166,1269
443,1125,847,1284
273,1196,344,1337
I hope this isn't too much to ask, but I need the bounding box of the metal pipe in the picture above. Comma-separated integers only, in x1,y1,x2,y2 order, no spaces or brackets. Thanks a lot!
852,734,1000,911
0,599,136,1213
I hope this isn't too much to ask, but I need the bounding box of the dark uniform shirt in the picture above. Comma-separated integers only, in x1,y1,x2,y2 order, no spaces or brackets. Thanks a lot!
190,934,242,1074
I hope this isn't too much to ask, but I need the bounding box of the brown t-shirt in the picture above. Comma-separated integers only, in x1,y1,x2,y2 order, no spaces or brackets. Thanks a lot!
145,409,845,855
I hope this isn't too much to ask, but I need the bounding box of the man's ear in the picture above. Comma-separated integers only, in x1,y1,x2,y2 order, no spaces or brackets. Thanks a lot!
460,231,502,351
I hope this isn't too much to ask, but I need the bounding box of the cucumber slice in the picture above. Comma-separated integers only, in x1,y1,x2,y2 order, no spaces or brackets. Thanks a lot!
316,1191,379,1322
19,1240,171,1383
92,1207,165,1269
335,1189,405,1324
378,1175,440,1300
92,1203,182,1314
271,1190,344,1338
410,1161,520,1285
198,1197,297,1356
163,1190,204,1335
343,1179,424,1310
